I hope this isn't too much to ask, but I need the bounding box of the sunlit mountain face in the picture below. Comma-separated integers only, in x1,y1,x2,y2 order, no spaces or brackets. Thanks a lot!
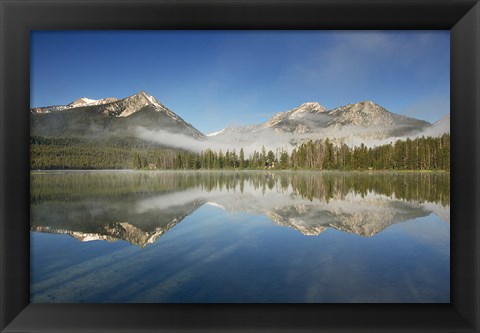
31,171,450,247
31,92,448,156
30,91,205,142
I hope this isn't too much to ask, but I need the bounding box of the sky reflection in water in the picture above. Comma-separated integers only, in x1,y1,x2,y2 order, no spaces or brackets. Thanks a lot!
30,171,450,303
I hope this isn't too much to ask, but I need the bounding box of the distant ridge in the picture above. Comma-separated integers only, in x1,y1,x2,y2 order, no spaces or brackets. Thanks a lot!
207,100,447,149
31,92,449,151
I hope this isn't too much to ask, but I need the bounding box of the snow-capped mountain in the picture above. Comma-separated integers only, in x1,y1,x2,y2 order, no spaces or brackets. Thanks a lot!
31,97,118,113
261,102,329,133
212,100,430,137
90,90,179,118
67,97,119,108
31,91,205,141
208,100,446,149
208,102,330,137
31,93,449,152
328,101,428,129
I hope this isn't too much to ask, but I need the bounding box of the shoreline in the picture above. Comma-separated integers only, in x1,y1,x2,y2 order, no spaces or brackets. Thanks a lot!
30,169,450,173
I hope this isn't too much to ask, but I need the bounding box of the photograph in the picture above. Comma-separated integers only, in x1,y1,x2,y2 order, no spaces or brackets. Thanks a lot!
29,30,451,303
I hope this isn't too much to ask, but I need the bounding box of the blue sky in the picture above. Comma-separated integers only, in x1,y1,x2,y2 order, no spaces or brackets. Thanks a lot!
31,30,449,134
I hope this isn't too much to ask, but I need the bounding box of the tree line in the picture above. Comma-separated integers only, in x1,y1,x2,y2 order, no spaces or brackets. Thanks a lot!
31,134,450,171
141,134,450,171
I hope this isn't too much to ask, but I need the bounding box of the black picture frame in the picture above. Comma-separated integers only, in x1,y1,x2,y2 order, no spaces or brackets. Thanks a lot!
1,0,479,332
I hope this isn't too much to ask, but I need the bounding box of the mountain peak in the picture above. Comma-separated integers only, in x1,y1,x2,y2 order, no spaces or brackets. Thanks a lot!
31,91,206,141
360,100,375,105
327,100,431,132
138,90,152,99
115,91,165,117
132,90,163,108
259,102,329,132
296,102,327,113
130,90,152,101
330,100,387,116
70,97,97,105
351,100,382,109
67,97,118,108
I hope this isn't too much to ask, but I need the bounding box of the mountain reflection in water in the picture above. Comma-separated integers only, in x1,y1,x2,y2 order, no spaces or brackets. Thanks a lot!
31,171,449,247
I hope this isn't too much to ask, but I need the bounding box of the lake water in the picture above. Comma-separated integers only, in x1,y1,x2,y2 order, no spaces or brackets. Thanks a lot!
30,170,450,303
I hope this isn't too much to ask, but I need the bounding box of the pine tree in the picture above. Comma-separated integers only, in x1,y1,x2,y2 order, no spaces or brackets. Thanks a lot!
239,148,245,169
279,149,289,169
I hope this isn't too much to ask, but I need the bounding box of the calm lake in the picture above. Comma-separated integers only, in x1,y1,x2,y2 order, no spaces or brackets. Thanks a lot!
30,170,450,303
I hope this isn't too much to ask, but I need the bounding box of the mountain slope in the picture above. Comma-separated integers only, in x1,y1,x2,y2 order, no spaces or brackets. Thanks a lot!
208,100,438,149
421,114,450,137
31,93,449,155
31,91,205,141
31,97,119,114
67,97,119,108
329,101,429,131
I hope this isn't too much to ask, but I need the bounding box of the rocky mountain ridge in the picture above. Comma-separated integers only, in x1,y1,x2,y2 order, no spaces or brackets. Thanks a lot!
31,92,449,151
209,100,433,140
68,97,119,108
31,97,118,114
205,99,451,151
31,91,205,141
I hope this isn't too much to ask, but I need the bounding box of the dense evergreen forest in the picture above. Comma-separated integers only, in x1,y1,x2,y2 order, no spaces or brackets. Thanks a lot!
31,134,450,171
